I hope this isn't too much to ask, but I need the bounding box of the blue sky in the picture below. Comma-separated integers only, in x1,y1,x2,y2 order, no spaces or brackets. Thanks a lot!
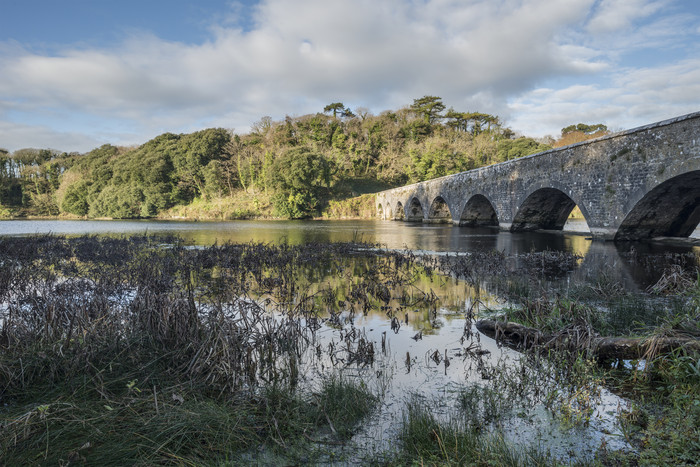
1,0,699,152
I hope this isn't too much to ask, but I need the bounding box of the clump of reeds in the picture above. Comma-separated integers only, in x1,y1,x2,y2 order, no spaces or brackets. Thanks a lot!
646,264,698,295
0,235,391,464
516,249,582,277
396,396,556,466
439,250,509,286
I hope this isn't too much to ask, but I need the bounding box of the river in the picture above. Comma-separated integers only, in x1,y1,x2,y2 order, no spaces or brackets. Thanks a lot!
2,218,697,289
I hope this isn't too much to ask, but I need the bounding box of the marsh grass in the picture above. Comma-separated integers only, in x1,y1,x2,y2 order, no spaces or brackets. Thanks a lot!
604,345,700,465
0,235,395,464
2,234,698,464
395,398,557,466
312,375,378,439
612,277,700,463
458,384,516,428
1,367,378,465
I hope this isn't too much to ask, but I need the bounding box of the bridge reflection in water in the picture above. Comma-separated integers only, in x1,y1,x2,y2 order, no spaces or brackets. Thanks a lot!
1,218,697,292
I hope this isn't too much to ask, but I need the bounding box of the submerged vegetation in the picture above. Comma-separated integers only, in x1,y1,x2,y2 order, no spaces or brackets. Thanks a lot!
1,235,698,464
0,96,605,220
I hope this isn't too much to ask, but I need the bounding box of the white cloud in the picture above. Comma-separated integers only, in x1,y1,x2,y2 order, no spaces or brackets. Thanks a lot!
0,120,105,153
587,0,669,34
0,0,698,152
507,58,700,137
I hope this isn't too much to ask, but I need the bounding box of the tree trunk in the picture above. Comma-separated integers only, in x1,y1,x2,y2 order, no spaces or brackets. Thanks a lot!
475,319,700,361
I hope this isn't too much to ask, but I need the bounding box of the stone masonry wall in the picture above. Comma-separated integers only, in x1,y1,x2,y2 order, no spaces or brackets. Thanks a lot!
376,112,700,240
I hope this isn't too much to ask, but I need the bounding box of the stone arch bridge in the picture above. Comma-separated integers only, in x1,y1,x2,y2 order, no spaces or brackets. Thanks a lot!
375,112,700,241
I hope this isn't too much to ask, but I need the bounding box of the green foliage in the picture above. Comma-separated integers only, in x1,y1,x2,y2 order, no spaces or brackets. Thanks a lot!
61,179,91,215
0,204,12,218
202,159,226,199
410,95,445,124
88,183,144,218
58,129,230,218
171,128,230,201
408,142,471,182
396,398,556,466
496,137,552,162
268,147,332,218
561,123,608,135
5,96,553,219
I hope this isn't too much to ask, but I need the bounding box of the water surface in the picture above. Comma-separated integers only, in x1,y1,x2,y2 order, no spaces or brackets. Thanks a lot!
2,218,698,462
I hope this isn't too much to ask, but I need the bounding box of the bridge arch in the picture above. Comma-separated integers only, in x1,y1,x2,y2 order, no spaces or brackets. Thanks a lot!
375,113,700,238
406,197,424,222
395,201,405,220
512,186,588,232
615,170,700,240
377,203,385,219
427,196,453,223
460,194,499,226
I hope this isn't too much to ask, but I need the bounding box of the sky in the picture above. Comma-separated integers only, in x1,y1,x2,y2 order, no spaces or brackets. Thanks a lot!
1,0,699,153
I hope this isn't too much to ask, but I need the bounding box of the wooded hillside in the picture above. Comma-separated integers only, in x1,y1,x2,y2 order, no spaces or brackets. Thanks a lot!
2,96,603,220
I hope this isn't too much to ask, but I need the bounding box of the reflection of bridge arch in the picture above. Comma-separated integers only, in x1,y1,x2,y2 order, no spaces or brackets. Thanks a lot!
428,196,452,223
616,170,700,240
460,194,499,226
407,197,424,222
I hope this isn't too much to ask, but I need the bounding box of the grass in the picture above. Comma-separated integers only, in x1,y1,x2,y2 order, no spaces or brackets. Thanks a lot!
602,346,700,466
312,375,378,439
497,275,700,465
393,398,557,466
601,279,700,464
0,235,397,464
321,193,377,219
2,234,698,464
161,190,274,220
1,367,377,465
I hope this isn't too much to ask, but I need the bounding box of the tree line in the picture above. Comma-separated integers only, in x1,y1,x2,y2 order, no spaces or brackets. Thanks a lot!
0,97,607,219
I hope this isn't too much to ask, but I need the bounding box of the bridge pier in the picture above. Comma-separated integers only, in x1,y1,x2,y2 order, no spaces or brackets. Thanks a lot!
587,227,617,241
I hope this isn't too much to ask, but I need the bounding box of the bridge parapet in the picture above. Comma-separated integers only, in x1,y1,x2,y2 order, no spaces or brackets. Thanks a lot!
376,112,700,240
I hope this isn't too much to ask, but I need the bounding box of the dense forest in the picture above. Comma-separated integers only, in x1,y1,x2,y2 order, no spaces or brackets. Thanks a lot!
0,96,607,220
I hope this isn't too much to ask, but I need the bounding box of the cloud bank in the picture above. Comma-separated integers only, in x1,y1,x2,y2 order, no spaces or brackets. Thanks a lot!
1,0,699,152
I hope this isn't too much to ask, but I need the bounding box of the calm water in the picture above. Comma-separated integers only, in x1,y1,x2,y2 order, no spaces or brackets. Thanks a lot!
2,218,697,290
1,218,696,249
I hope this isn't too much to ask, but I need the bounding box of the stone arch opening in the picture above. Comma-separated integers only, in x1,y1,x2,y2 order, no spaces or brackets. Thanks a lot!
460,194,498,226
615,170,700,240
377,203,384,219
407,197,424,222
427,196,452,223
562,205,591,234
511,188,581,232
395,202,405,220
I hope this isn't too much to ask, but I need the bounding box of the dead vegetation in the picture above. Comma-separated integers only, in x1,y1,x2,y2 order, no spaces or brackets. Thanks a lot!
0,234,440,463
